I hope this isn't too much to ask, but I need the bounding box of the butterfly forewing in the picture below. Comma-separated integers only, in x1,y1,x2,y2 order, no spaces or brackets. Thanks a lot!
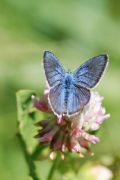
73,55,108,89
44,51,65,87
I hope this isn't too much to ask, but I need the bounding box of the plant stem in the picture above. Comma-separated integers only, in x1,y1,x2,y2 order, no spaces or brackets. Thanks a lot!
47,156,60,180
17,132,39,180
31,144,48,160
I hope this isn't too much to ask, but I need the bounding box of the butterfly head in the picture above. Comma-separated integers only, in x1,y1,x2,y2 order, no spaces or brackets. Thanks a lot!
67,69,72,74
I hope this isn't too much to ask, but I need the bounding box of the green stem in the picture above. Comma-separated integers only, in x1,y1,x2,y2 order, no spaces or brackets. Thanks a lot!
31,144,48,160
47,156,60,180
17,133,39,180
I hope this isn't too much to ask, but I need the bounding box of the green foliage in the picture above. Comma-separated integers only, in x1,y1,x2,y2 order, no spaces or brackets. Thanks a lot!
16,90,38,154
16,90,39,179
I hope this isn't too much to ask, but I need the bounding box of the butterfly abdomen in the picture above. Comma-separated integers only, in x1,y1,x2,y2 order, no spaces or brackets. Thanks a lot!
64,74,73,114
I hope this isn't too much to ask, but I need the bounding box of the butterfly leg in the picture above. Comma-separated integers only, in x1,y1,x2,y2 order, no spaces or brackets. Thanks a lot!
57,114,64,124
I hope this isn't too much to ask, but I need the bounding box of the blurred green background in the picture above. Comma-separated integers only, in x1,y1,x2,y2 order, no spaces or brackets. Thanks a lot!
0,0,120,179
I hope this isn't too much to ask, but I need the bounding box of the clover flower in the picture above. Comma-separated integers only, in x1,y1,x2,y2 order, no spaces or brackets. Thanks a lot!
90,165,113,180
32,89,110,159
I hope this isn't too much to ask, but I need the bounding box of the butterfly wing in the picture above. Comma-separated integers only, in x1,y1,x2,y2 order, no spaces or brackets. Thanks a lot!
73,54,108,89
49,83,65,116
44,51,65,87
44,51,66,116
67,84,90,116
49,83,90,116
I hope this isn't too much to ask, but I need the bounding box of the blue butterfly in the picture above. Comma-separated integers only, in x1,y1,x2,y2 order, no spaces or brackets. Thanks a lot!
43,51,108,117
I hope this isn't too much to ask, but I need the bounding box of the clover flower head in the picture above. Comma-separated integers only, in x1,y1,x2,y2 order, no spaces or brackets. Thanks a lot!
33,88,110,159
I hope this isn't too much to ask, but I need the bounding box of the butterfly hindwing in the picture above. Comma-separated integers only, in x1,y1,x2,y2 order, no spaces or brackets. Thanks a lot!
67,85,90,115
74,55,108,89
44,51,65,87
49,83,65,116
49,82,90,116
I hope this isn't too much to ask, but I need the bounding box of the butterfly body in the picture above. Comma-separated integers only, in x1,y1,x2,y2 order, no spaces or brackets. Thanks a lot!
43,51,108,117
63,73,75,115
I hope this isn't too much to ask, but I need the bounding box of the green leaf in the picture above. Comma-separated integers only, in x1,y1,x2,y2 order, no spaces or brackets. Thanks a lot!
16,89,43,154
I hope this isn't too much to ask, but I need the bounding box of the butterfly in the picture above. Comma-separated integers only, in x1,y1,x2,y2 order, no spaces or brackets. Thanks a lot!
43,51,108,117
